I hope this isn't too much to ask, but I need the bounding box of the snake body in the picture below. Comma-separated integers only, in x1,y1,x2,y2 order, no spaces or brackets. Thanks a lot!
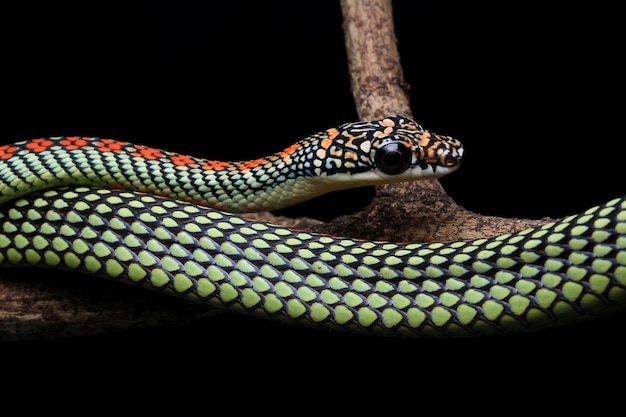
0,116,624,338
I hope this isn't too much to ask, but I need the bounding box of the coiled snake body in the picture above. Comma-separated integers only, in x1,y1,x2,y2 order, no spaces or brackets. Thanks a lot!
1,116,624,338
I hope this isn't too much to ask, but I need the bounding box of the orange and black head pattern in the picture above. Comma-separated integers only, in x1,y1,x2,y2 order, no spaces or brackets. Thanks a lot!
293,115,464,178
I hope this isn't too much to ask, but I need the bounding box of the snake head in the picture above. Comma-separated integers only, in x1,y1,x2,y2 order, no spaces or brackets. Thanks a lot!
310,115,464,187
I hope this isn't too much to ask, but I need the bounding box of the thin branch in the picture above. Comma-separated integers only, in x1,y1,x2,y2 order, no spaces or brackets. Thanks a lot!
341,0,412,119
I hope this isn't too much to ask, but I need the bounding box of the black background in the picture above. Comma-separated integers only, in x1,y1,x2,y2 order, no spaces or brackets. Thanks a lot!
1,1,624,407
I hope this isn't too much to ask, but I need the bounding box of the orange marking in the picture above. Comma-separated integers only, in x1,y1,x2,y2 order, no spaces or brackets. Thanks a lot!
25,138,54,153
426,141,441,159
381,118,396,127
96,138,126,153
373,126,393,138
0,144,17,160
238,158,268,170
419,131,432,147
280,143,299,156
326,128,340,140
343,132,366,142
345,151,357,161
132,145,164,160
329,147,343,158
321,128,340,149
172,154,195,166
203,161,231,171
61,136,89,150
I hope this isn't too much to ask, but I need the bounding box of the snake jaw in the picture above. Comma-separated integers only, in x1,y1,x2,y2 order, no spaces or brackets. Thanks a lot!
411,159,458,178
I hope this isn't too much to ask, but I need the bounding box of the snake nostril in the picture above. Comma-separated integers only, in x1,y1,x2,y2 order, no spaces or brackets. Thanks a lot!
444,154,460,167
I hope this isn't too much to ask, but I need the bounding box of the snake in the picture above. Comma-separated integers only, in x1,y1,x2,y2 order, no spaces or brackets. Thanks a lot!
0,115,624,338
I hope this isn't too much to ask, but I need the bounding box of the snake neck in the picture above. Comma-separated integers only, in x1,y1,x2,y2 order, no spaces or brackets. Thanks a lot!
0,136,321,212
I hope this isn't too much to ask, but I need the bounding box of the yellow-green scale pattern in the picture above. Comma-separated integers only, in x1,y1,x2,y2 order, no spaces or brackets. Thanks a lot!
1,186,626,337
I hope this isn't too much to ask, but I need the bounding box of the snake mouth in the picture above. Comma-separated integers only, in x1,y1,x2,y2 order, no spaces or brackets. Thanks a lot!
443,148,465,168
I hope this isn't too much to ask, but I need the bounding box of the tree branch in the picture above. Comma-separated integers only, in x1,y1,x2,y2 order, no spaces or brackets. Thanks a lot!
341,0,412,120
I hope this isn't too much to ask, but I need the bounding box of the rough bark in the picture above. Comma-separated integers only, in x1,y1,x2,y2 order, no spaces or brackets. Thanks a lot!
0,0,548,341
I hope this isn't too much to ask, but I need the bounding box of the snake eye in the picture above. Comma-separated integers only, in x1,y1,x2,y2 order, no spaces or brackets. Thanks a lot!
375,142,412,175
